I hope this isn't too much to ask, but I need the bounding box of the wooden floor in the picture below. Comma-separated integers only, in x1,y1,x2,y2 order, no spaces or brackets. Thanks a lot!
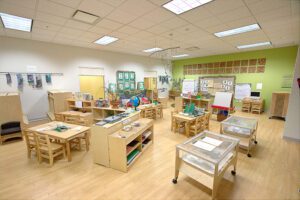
0,105,299,200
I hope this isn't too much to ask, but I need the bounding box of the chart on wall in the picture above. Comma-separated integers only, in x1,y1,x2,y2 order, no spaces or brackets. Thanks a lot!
199,76,235,96
184,58,266,75
117,71,135,91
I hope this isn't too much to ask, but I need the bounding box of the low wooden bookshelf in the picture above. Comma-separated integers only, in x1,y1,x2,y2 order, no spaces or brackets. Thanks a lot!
108,118,154,172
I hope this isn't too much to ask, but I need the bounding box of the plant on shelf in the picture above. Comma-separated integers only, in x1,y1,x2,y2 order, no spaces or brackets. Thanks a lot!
108,91,120,109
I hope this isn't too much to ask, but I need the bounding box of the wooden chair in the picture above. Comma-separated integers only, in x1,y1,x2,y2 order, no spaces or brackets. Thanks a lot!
156,104,163,119
242,99,251,112
35,134,65,166
63,114,90,151
189,115,205,136
204,112,210,130
23,130,38,159
144,108,155,119
54,113,64,121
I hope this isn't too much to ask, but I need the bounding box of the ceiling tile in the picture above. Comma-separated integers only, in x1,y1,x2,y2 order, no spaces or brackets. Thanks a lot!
33,20,62,32
117,0,157,17
31,34,54,42
109,31,130,39
129,18,156,30
88,26,112,35
32,28,57,39
37,0,75,18
255,6,292,23
106,9,139,24
142,7,174,24
35,12,67,26
65,19,93,31
246,0,291,14
226,16,257,30
77,31,100,42
117,26,140,35
193,17,223,29
78,0,114,18
0,0,37,10
59,27,84,37
5,29,31,39
217,6,252,23
95,19,124,30
159,17,188,30
99,0,126,7
49,0,82,8
0,1,35,18
205,0,244,15
180,7,213,23
146,24,170,35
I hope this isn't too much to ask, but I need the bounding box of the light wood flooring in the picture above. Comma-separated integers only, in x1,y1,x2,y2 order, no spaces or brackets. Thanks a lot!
0,105,299,200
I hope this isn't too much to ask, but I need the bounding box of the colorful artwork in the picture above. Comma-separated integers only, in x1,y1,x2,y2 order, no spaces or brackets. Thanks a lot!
16,73,23,89
6,73,11,84
27,74,34,85
35,74,43,88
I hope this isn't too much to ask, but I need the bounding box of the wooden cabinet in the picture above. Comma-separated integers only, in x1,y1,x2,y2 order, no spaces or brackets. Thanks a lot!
0,92,23,124
48,90,72,115
269,92,290,119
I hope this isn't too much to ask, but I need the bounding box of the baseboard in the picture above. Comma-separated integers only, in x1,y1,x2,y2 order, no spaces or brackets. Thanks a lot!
282,135,300,142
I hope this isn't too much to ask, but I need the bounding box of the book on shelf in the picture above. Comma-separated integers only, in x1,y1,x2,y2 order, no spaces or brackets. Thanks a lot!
127,149,140,165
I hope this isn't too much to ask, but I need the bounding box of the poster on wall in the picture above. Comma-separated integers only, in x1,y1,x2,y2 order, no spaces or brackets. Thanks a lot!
27,74,34,86
45,74,52,84
16,73,24,89
6,73,12,85
35,75,43,88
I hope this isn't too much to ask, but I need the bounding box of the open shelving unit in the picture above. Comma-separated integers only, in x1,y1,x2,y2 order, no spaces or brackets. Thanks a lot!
66,98,93,112
92,107,125,122
109,118,154,172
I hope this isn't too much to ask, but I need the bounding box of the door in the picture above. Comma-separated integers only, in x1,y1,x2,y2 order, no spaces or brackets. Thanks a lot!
79,75,104,99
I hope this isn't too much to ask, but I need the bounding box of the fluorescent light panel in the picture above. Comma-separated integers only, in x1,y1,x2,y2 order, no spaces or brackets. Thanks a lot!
214,24,260,37
94,36,118,45
163,0,213,15
173,54,189,58
0,12,32,32
143,47,162,53
237,42,271,49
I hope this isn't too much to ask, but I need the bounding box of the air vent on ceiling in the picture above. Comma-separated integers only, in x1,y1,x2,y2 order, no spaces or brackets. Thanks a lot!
72,10,100,24
185,46,200,51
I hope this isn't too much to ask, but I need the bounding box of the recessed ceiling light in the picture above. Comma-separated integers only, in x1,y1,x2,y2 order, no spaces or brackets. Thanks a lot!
162,0,213,15
214,24,260,37
73,10,100,24
237,42,272,49
173,54,189,58
0,12,32,32
143,47,162,53
94,36,118,45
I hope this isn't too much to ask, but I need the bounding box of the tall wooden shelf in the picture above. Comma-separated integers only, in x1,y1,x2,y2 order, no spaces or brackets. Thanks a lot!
269,92,290,120
0,92,23,125
48,90,72,117
109,118,154,172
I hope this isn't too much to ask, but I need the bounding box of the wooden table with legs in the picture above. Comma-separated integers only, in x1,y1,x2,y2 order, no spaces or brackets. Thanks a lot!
172,112,210,137
28,121,90,162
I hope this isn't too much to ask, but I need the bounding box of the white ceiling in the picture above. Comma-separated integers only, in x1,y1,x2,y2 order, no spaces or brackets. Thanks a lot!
0,0,299,59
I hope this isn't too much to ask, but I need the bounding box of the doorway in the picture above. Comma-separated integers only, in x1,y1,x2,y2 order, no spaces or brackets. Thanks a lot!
79,75,104,99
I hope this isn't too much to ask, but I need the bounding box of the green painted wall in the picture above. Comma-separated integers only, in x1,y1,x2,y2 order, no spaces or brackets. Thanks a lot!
172,46,298,110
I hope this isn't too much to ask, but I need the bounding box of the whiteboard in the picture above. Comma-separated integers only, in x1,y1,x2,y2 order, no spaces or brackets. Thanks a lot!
213,92,233,108
235,84,251,100
182,79,197,94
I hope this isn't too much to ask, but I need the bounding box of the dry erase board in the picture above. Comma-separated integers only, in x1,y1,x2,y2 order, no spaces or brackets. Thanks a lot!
199,76,235,96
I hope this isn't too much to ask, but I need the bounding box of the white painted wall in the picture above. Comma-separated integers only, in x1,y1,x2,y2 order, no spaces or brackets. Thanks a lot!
0,37,171,120
283,47,300,141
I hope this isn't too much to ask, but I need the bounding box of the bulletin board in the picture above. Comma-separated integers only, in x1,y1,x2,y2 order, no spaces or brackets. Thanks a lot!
199,76,235,96
117,71,135,91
